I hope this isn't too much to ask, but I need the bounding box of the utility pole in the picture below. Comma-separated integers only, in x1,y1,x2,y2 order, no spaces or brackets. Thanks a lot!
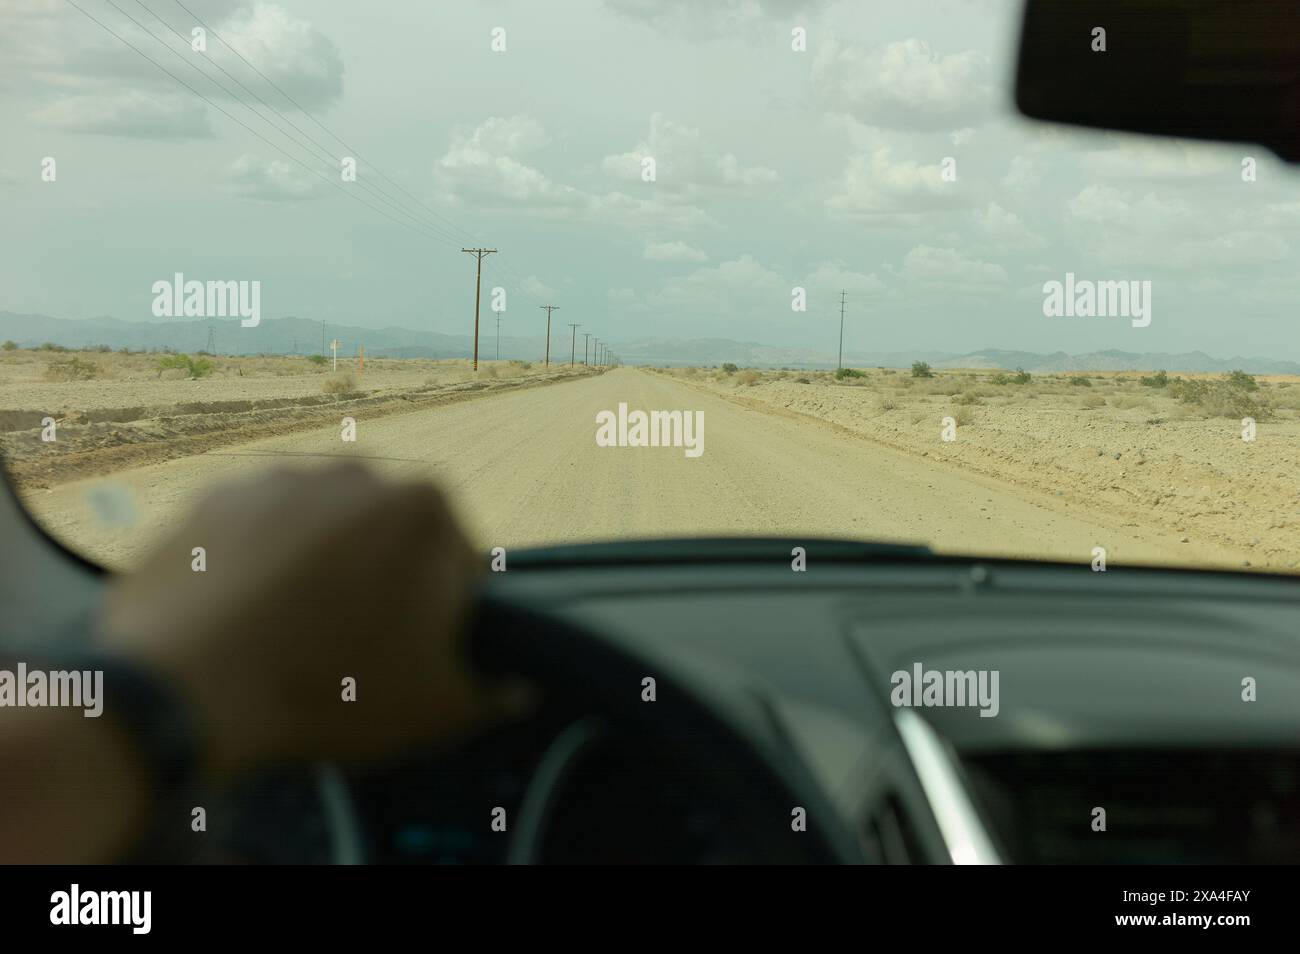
321,321,325,358
540,305,559,367
462,247,497,371
495,314,501,360
205,322,215,354
837,290,847,371
567,323,580,366
593,338,600,368
582,333,591,366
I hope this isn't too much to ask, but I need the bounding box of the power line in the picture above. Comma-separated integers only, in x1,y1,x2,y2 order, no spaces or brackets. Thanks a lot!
71,0,565,349
167,0,484,248
159,0,559,313
61,0,454,245
127,0,462,244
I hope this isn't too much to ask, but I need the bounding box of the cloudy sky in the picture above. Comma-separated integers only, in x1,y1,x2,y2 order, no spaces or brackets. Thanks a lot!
2,0,1298,359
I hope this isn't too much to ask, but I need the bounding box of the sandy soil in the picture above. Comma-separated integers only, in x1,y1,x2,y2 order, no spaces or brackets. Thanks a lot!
660,365,1300,573
0,350,592,487
14,366,1284,576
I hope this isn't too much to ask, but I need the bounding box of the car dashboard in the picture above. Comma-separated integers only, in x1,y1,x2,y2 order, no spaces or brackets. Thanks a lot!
183,543,1300,864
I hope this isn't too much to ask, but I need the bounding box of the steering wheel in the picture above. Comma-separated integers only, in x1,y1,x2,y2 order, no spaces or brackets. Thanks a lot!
318,595,853,865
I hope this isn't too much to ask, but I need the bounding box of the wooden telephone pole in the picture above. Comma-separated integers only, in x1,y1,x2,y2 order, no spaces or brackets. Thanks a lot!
462,248,497,370
567,323,580,366
837,290,847,372
541,305,559,367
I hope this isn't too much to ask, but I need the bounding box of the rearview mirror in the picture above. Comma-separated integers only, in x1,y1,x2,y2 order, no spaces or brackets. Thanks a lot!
1015,0,1300,162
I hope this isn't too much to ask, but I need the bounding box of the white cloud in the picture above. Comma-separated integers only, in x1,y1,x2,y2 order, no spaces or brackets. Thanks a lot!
8,1,343,137
647,254,787,313
1079,138,1232,181
604,0,830,37
31,91,213,139
811,38,994,131
434,115,717,230
644,239,708,263
902,246,1008,289
973,202,1045,251
521,275,556,298
225,154,327,201
826,146,962,218
1001,155,1041,191
602,113,778,198
216,2,345,110
435,116,582,208
640,255,895,318
1065,185,1291,268
804,260,890,297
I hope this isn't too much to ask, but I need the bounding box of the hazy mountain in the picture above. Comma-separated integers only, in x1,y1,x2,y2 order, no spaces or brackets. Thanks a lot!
0,313,524,362
3,312,1298,375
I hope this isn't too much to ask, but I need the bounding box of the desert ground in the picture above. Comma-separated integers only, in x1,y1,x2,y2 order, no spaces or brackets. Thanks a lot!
1,346,1296,574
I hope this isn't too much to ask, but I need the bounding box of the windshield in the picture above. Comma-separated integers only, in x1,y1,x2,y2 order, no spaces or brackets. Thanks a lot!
1,0,1296,575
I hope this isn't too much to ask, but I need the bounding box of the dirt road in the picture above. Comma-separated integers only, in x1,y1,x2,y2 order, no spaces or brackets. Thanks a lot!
23,367,1245,570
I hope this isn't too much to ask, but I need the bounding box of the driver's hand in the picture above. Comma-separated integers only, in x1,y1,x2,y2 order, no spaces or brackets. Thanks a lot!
100,463,535,783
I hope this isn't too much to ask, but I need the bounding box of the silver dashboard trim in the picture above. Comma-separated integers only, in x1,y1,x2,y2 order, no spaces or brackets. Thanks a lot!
893,709,1002,865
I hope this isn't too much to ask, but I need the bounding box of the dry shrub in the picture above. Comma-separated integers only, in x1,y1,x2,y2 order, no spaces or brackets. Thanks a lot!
322,372,358,395
44,356,102,381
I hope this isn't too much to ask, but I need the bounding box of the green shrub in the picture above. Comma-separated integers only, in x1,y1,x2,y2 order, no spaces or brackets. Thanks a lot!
44,356,101,381
1168,373,1270,418
1069,375,1092,387
990,372,1011,385
1,340,16,351
721,362,739,374
1140,369,1169,388
156,354,215,379
1011,367,1032,384
1226,369,1258,392
307,354,328,366
911,361,934,378
835,367,865,380
38,342,68,352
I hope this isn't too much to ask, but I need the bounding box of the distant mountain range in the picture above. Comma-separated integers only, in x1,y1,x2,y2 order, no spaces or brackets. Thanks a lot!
3,312,1298,375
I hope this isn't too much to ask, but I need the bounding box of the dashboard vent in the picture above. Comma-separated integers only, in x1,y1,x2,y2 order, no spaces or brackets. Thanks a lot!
962,748,1300,863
